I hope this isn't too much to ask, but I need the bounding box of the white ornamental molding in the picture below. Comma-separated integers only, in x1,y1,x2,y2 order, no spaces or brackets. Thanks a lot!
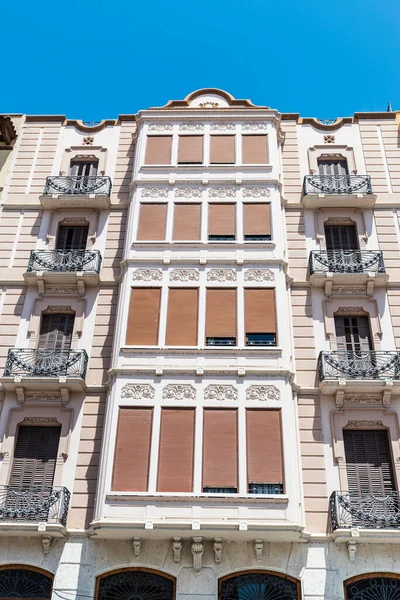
244,269,274,282
242,188,270,198
22,417,61,425
206,269,237,282
174,187,202,198
208,187,236,198
132,269,163,282
141,187,169,198
346,420,383,428
121,384,155,400
211,123,235,131
24,392,62,403
169,269,199,282
162,384,196,401
44,285,79,295
179,122,204,131
242,123,268,131
148,122,173,131
246,385,280,401
204,385,238,401
344,394,382,405
331,287,366,296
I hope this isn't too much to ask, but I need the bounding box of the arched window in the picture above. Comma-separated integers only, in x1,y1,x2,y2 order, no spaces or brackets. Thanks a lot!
0,566,53,599
220,571,300,600
346,575,400,600
97,569,175,600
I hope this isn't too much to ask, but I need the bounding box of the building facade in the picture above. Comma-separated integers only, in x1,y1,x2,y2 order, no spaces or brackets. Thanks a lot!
0,92,399,600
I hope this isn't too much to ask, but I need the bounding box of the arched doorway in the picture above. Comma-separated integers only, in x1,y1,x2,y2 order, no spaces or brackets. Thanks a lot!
96,568,175,600
345,574,400,600
0,566,53,599
219,570,301,600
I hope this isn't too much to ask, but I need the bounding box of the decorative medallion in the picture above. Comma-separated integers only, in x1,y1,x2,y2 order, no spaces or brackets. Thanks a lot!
82,136,94,145
169,269,199,282
211,123,235,131
121,384,155,400
244,269,274,282
179,122,204,131
346,577,400,600
162,384,196,400
206,269,237,282
132,269,163,282
141,187,169,198
242,187,270,198
98,570,174,600
220,572,298,600
208,187,236,198
174,187,202,198
204,385,238,401
246,385,280,401
324,134,335,144
148,122,173,131
199,102,218,108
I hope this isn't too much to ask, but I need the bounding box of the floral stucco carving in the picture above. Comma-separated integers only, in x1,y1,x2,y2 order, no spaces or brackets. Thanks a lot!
121,384,155,400
174,187,202,198
22,417,61,424
244,269,274,282
148,122,173,131
210,123,235,131
204,385,238,401
141,187,169,198
242,188,270,198
179,122,204,131
242,123,268,131
169,269,199,282
132,269,163,282
206,269,237,282
346,420,383,428
162,384,196,401
208,188,236,198
246,385,280,401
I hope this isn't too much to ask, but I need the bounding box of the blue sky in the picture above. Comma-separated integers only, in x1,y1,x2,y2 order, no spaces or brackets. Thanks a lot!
2,0,399,119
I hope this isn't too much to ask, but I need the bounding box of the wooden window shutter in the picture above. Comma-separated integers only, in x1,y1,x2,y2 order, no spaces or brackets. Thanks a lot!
56,225,89,250
242,135,268,164
244,204,271,237
325,225,358,251
145,136,172,165
112,408,153,492
157,408,195,492
38,313,74,351
208,204,235,236
206,289,237,339
334,316,372,353
203,409,238,489
10,426,61,489
210,136,235,164
126,288,161,345
137,204,167,241
178,136,203,164
246,409,283,488
166,288,198,346
344,429,396,496
245,288,276,334
173,204,201,240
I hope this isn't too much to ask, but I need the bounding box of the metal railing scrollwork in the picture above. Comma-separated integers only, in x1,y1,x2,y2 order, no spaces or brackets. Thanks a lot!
303,175,372,195
44,175,112,196
330,490,400,530
27,249,102,273
309,250,385,275
318,350,400,381
0,486,70,526
3,349,88,379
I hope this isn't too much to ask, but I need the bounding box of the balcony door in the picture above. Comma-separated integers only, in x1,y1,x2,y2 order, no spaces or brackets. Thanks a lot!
318,158,348,176
38,313,74,351
56,225,88,251
10,426,61,491
325,225,358,251
335,316,372,354
69,160,98,177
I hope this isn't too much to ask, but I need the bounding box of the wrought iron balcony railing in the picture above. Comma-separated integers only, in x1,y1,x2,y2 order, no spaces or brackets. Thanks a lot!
330,490,400,530
318,350,400,381
27,249,102,274
303,175,372,195
0,486,70,526
3,349,88,379
309,250,385,275
43,175,112,196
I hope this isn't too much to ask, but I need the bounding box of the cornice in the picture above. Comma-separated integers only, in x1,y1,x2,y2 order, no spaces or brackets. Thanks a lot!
25,115,66,123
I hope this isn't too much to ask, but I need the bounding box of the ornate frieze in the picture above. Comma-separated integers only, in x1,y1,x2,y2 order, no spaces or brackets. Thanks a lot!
174,187,202,198
169,269,199,282
246,385,280,401
336,307,365,314
242,188,270,198
344,394,382,405
204,385,238,401
141,187,169,198
121,384,155,400
132,269,163,282
45,305,73,313
44,285,79,295
162,384,196,401
346,420,384,428
24,392,62,403
148,122,173,131
242,123,268,131
210,123,235,131
208,187,236,198
244,269,274,282
22,417,61,425
331,286,366,296
206,269,237,282
326,217,353,224
179,122,204,131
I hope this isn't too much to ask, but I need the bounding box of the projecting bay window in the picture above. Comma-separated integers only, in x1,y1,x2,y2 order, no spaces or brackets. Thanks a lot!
243,203,271,241
244,289,277,347
205,288,237,346
208,203,236,241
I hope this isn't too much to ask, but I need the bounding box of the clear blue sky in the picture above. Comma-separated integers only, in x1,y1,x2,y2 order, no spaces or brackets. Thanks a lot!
3,0,399,120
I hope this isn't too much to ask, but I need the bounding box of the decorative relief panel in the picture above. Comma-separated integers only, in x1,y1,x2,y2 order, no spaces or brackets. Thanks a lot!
24,392,62,403
326,217,353,224
208,187,236,198
148,122,173,131
244,269,274,282
121,384,155,400
242,123,268,131
169,269,199,282
22,417,61,425
44,285,79,295
174,187,202,198
242,188,270,198
132,269,163,282
162,384,196,401
206,269,237,282
336,307,365,314
346,420,384,428
344,394,382,405
331,287,366,296
210,123,235,131
46,305,73,313
246,385,280,401
141,187,169,198
179,122,204,131
204,385,238,401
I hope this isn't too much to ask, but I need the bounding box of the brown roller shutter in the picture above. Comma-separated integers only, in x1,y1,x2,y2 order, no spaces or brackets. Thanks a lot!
173,204,201,240
166,288,198,346
126,288,161,345
246,409,283,490
208,204,235,237
242,135,268,164
10,426,61,490
178,136,203,164
137,204,167,241
157,408,195,492
210,136,235,164
203,409,238,490
245,289,276,345
112,408,153,491
145,136,172,165
206,289,237,340
244,203,271,237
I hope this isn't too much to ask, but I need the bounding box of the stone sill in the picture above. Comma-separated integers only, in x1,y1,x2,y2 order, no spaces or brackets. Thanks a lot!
106,492,289,505
120,346,282,356
0,522,67,537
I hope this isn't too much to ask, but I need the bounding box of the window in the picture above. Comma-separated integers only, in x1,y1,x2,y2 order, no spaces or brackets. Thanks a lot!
137,204,167,241
220,572,300,600
318,158,348,176
69,160,98,177
97,570,174,600
346,576,400,600
173,204,201,241
144,136,172,165
157,408,195,492
38,313,74,351
206,288,237,346
242,135,268,164
210,135,235,164
0,567,53,599
208,203,236,241
325,224,358,251
203,409,238,493
126,288,161,345
244,289,277,346
178,136,203,164
334,315,372,354
166,289,198,346
247,409,283,494
243,203,271,241
112,408,153,492
56,225,88,250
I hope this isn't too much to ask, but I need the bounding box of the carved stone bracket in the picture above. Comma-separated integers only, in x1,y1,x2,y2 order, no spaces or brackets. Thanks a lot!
172,537,182,563
254,539,264,561
347,540,357,562
213,537,222,564
133,537,141,558
121,384,155,400
191,537,204,572
246,385,280,401
204,385,238,401
162,384,196,401
42,535,52,555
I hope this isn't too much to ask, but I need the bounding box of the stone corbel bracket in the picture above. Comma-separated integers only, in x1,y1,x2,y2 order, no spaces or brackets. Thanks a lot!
191,537,204,572
213,537,222,564
172,537,182,563
42,535,52,555
254,539,264,561
133,537,141,558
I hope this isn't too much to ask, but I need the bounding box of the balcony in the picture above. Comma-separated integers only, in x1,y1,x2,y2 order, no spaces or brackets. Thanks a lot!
308,250,388,290
24,249,102,288
318,350,400,394
0,486,70,535
302,175,375,208
40,176,112,209
1,348,88,393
